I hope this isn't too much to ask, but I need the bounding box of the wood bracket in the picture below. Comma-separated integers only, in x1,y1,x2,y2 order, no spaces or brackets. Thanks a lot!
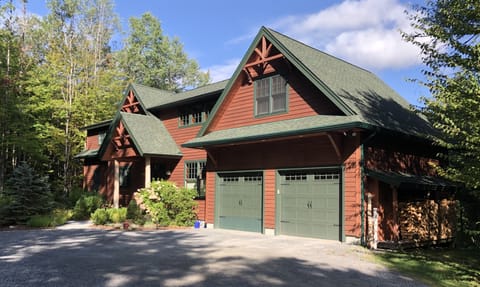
327,133,342,160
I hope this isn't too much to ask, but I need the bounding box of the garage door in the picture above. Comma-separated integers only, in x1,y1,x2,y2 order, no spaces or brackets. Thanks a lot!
216,172,263,233
278,170,341,240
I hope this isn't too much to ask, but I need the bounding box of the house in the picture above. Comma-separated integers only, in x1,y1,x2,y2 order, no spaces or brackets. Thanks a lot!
76,27,455,246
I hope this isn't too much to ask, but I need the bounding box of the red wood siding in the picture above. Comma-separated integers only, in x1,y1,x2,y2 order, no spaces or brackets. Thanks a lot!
343,137,362,238
208,67,342,133
209,135,341,171
205,171,215,224
157,108,207,188
365,146,438,176
86,133,100,150
264,169,276,229
194,199,206,221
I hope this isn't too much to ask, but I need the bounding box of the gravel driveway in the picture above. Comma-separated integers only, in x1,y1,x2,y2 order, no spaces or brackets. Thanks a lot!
0,222,426,287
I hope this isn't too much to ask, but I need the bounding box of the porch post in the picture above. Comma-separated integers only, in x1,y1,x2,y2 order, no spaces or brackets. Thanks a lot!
114,160,119,208
145,156,151,188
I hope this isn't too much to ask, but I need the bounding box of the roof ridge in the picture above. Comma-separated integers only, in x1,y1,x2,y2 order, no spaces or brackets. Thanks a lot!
174,79,230,95
264,27,374,75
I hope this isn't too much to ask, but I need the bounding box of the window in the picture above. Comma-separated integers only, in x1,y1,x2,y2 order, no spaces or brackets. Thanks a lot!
119,164,131,187
178,101,215,127
255,75,287,116
185,161,206,198
98,132,106,145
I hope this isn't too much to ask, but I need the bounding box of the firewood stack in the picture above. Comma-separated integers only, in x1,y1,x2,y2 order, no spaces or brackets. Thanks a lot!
398,199,456,242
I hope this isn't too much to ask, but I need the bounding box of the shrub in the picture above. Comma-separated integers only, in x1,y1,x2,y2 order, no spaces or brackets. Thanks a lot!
135,181,197,226
91,208,109,225
51,208,73,225
26,214,55,228
73,194,104,220
107,207,127,224
126,199,146,225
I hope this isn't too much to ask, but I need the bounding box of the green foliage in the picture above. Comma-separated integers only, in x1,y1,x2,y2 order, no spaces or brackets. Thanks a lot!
0,194,13,226
117,12,209,91
403,0,480,189
72,193,104,220
135,181,197,226
91,208,109,225
126,199,146,225
107,207,127,224
403,0,480,240
3,162,53,224
25,208,72,228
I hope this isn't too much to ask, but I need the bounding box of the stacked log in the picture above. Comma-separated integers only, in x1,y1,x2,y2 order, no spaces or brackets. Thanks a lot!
398,199,456,243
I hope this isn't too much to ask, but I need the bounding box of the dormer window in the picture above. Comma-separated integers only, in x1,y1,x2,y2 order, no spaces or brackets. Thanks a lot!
255,75,287,116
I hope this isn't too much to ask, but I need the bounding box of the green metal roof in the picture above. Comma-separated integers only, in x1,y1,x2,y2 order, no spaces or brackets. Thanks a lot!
74,149,99,159
120,112,182,157
184,115,368,148
131,80,228,110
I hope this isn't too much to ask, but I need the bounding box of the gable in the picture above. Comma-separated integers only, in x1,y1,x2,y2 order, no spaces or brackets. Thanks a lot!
206,35,344,133
196,27,437,142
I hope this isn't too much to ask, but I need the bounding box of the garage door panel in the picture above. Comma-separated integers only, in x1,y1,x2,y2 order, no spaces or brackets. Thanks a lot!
279,170,341,240
216,172,263,233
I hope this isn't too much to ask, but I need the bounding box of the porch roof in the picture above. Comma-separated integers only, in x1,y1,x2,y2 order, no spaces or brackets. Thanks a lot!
74,149,99,159
183,115,368,148
120,112,182,157
365,169,456,187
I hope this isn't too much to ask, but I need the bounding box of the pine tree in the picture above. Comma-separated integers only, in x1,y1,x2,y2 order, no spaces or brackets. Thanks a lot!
4,162,53,224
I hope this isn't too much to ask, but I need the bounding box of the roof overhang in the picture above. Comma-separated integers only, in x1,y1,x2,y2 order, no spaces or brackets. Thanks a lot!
183,115,371,148
74,149,99,159
365,169,456,188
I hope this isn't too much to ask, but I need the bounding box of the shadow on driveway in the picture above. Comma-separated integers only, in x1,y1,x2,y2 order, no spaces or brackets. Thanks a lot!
0,226,425,286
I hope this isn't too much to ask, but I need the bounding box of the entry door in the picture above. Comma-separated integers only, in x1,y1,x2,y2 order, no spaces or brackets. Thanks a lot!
278,170,341,240
216,172,263,233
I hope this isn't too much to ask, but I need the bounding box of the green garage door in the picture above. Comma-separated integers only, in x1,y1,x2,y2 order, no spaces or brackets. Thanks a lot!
278,170,341,240
216,172,263,233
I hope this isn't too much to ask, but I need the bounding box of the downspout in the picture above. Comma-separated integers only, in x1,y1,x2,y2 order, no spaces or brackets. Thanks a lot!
360,130,377,246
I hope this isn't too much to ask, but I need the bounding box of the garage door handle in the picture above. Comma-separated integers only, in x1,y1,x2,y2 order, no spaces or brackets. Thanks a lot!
280,220,290,223
333,224,342,227
238,200,243,206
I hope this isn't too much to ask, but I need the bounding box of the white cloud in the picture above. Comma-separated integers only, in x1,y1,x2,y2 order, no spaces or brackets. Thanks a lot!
204,58,240,82
271,0,421,70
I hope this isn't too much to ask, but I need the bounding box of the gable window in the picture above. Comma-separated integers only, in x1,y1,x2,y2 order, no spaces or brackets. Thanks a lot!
185,160,206,198
255,75,287,116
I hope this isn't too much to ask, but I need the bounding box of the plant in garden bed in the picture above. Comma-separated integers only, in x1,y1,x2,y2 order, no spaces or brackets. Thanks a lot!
135,180,197,227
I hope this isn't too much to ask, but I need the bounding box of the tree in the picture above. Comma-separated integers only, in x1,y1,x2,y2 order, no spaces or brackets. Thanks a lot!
23,0,122,195
3,162,53,224
118,12,209,91
403,0,480,189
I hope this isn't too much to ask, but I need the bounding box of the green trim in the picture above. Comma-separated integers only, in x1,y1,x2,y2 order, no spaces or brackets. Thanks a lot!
80,119,112,131
184,121,372,148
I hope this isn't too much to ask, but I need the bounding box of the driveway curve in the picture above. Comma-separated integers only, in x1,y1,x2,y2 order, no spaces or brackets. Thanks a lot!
0,222,426,287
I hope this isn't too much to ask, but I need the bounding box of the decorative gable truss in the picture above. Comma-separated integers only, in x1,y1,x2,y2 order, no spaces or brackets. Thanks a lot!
121,90,145,114
243,36,287,83
112,121,133,151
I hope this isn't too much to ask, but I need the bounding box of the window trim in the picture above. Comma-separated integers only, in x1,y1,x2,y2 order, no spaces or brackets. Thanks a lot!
254,74,288,117
184,160,207,199
178,102,214,128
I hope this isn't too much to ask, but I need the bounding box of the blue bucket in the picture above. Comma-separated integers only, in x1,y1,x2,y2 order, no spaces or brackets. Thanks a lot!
194,220,200,229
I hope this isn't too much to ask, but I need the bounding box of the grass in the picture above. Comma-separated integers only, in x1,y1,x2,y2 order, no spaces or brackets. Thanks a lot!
374,247,480,287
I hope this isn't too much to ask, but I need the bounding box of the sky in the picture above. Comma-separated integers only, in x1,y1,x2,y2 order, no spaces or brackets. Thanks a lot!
22,0,429,105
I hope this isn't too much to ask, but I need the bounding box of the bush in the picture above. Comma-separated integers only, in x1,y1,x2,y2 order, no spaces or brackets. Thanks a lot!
0,194,13,226
25,208,73,228
107,207,127,223
91,208,109,225
135,181,197,226
126,200,146,225
73,193,104,220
